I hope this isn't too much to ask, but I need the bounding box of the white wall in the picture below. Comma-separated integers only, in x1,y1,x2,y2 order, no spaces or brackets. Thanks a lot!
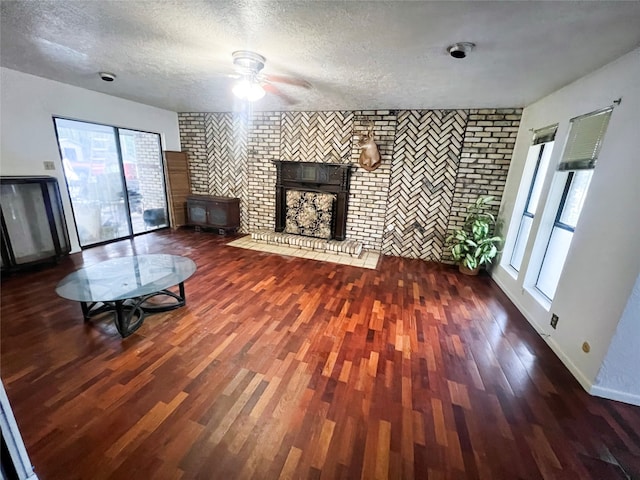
593,273,640,404
493,48,640,404
0,67,181,253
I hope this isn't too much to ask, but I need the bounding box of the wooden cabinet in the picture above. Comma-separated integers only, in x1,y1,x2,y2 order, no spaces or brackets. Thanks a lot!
187,195,240,234
163,151,191,228
1,176,71,273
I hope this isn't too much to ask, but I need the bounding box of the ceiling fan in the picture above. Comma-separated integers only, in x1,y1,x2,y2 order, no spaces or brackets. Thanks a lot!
230,50,311,104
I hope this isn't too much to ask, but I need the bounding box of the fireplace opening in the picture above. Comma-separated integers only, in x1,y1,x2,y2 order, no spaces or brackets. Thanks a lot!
285,190,336,239
274,161,352,241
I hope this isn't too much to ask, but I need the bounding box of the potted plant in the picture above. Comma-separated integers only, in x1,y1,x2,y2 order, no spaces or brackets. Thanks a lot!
446,196,502,275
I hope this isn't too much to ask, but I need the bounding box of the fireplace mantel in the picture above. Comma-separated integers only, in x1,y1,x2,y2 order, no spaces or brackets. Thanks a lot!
273,161,352,241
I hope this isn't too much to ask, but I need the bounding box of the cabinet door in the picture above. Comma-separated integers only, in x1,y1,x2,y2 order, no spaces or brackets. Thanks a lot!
187,201,207,225
206,202,227,226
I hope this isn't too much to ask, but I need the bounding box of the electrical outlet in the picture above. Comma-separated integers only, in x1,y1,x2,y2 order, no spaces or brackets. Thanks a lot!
43,161,55,170
550,313,559,329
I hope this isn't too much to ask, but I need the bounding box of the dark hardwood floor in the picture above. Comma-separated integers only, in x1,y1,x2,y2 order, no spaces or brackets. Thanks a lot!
1,229,639,480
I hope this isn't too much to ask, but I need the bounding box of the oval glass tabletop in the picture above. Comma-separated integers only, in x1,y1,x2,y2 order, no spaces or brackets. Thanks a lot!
55,254,197,302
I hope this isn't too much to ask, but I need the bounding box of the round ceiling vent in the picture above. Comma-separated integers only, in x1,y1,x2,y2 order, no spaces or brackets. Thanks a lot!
447,42,475,59
99,72,116,82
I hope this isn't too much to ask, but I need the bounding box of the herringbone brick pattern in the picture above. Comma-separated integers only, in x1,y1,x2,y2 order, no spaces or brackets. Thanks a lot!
280,111,354,163
177,108,522,254
204,113,220,194
445,108,522,260
233,113,249,233
205,113,234,196
384,110,467,261
203,113,250,232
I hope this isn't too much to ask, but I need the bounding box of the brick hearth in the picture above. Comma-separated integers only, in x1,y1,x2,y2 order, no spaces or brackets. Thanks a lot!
250,230,363,257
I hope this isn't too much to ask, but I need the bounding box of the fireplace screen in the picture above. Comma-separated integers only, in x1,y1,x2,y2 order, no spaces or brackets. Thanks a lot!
285,190,336,239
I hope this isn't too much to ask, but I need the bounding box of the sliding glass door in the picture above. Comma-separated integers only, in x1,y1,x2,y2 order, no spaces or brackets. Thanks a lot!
118,128,168,235
54,118,168,248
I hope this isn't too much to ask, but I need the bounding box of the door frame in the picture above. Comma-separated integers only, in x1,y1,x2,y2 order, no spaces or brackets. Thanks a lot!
52,116,170,249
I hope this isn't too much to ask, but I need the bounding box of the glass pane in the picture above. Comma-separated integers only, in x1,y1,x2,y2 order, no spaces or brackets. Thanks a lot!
0,183,55,263
189,205,206,223
55,118,131,246
521,144,541,215
560,170,592,227
536,227,573,300
527,142,553,215
47,182,70,252
510,215,533,271
119,129,168,234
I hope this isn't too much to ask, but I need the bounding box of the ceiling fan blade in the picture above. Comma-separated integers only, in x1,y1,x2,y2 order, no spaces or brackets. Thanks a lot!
263,74,311,89
263,83,298,105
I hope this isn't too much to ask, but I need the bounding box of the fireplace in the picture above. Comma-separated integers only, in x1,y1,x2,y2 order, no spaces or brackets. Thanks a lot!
274,161,352,241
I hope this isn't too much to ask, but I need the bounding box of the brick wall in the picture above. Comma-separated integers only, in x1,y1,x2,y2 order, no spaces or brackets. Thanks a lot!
446,109,521,249
177,107,522,260
383,110,467,261
132,132,165,210
203,112,250,232
246,112,280,232
178,112,208,194
348,111,396,249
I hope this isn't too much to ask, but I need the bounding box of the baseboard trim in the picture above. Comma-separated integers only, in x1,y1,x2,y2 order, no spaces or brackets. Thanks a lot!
589,385,640,406
491,272,594,393
545,336,594,392
491,273,547,334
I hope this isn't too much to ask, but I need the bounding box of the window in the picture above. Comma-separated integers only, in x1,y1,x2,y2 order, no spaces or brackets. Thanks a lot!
535,170,592,299
54,118,169,247
534,107,612,301
509,125,557,271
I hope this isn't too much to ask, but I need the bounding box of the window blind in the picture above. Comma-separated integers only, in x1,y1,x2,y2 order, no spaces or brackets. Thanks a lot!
532,124,558,145
557,108,612,171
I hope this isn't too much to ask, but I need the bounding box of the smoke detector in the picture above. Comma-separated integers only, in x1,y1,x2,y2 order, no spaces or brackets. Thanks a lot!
447,42,475,59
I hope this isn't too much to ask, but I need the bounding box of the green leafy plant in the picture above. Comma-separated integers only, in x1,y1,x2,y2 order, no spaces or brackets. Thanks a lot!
446,196,503,271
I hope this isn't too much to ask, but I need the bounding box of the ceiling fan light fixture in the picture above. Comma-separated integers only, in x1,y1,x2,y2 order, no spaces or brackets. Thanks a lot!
232,78,266,102
232,50,266,74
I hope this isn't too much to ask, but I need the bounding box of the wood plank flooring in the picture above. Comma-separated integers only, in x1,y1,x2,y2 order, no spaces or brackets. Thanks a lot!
1,229,639,480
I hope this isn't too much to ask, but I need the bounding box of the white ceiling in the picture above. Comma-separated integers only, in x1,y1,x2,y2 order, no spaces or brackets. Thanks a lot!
1,1,639,113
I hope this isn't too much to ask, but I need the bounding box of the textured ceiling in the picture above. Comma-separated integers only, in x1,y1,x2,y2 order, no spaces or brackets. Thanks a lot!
1,1,639,113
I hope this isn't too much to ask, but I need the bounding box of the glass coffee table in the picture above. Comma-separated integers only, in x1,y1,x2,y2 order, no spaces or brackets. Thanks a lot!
56,254,197,338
